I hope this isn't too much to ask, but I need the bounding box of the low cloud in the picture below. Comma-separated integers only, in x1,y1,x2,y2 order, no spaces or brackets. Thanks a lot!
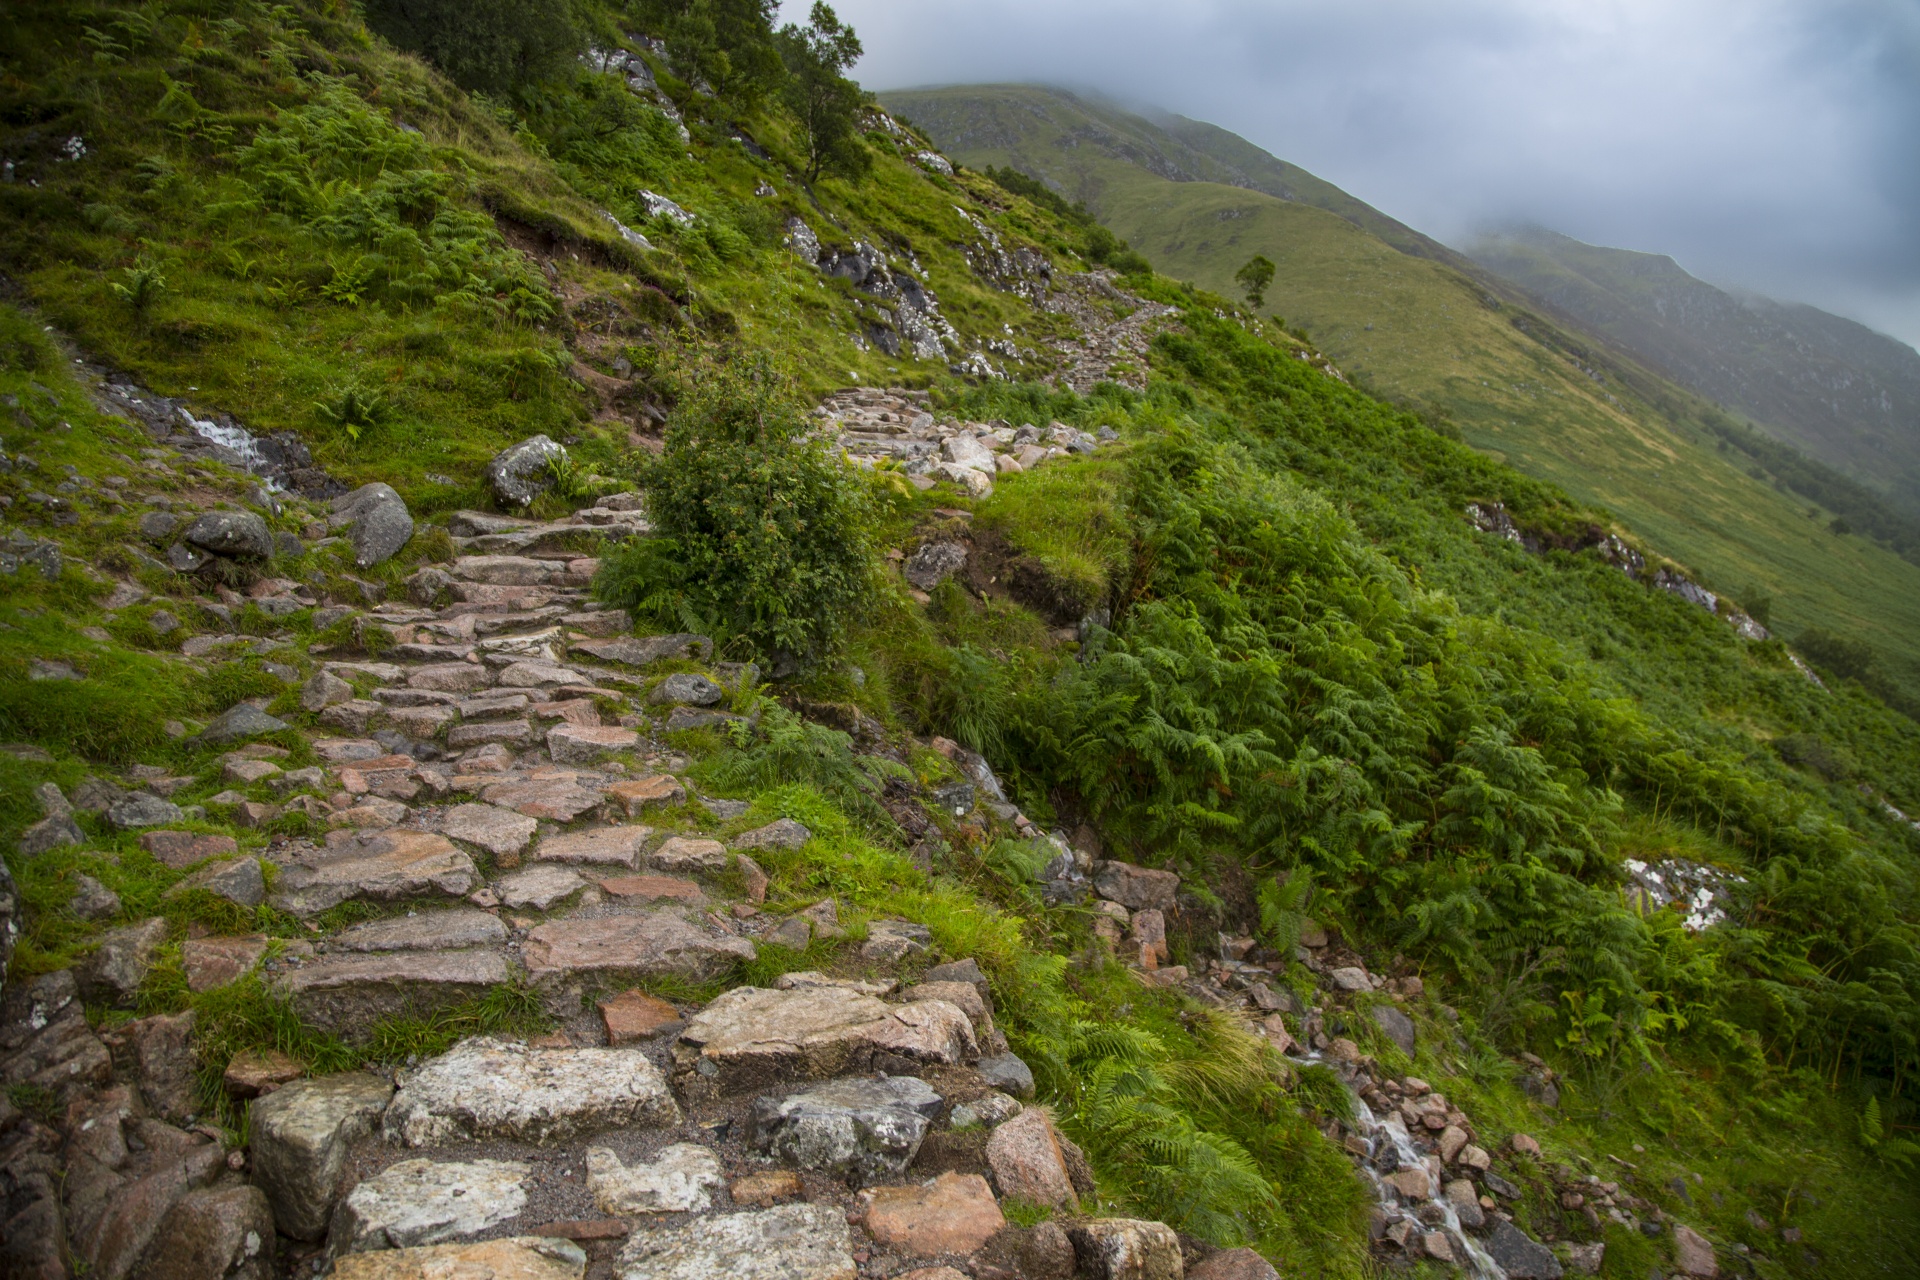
800,0,1920,348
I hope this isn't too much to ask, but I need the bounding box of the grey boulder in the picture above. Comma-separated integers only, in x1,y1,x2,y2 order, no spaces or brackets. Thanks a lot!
76,917,169,1005
140,1185,276,1280
647,673,724,707
1372,1005,1417,1056
183,511,274,560
977,1051,1036,1099
488,436,567,508
108,793,183,830
333,483,415,569
904,541,968,591
749,1074,942,1185
1484,1221,1564,1279
196,703,291,747
165,857,267,909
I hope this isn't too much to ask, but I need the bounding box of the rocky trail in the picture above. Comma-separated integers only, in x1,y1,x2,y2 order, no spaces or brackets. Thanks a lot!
0,369,1726,1280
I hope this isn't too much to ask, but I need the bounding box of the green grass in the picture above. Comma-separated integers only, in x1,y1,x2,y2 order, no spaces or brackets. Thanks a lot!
883,83,1920,707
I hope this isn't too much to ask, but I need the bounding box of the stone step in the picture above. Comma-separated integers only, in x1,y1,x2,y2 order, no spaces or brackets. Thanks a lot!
521,912,757,1002
384,1037,682,1146
270,831,480,917
274,949,512,1040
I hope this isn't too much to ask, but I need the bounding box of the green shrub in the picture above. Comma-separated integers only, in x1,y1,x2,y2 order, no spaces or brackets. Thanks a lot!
362,0,584,96
595,355,873,664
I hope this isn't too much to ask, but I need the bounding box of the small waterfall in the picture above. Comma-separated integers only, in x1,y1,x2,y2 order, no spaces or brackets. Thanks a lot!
176,405,279,487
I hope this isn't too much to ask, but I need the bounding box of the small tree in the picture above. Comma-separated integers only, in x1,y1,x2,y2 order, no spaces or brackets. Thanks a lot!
1235,254,1275,310
630,0,786,108
364,0,584,96
596,355,872,664
775,2,868,183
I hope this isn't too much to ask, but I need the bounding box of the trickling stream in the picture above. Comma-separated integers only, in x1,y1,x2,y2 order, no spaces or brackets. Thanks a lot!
175,404,281,488
1293,1047,1508,1278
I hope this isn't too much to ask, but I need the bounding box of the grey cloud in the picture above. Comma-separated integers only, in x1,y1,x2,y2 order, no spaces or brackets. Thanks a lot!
803,0,1920,348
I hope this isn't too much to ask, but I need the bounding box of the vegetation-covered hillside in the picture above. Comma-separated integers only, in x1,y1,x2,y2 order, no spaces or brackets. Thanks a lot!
3,6,1919,1280
1469,225,1920,517
881,83,1920,711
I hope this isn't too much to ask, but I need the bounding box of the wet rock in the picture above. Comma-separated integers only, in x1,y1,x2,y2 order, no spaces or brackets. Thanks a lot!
78,917,168,1005
250,1072,396,1240
124,1009,198,1122
648,673,724,706
587,1144,723,1215
330,909,508,952
1069,1219,1184,1280
862,1172,1005,1258
331,1237,585,1280
71,872,121,920
1091,861,1179,913
547,724,640,764
1187,1249,1279,1280
385,1038,682,1146
488,436,567,508
0,970,113,1097
277,950,512,1040
272,830,479,916
1372,1005,1417,1056
674,985,976,1095
1673,1224,1717,1277
109,793,184,830
977,1052,1035,1099
536,826,650,868
904,541,967,591
195,703,290,747
614,1203,852,1280
165,857,266,909
140,1184,276,1280
183,935,268,992
184,511,273,560
1484,1220,1563,1279
328,1158,529,1255
985,1108,1078,1209
732,818,810,852
333,483,414,569
750,1075,942,1184
1443,1179,1483,1229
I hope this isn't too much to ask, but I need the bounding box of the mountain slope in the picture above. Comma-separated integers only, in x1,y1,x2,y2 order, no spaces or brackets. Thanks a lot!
880,83,1920,703
1468,225,1920,513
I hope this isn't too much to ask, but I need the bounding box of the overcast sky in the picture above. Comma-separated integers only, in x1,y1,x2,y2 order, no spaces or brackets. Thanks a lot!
800,0,1920,351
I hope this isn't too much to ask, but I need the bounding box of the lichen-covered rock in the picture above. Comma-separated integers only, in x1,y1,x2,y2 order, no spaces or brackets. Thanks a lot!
384,1038,682,1147
327,1158,530,1255
250,1072,395,1240
333,483,414,569
586,1144,724,1215
904,542,967,591
194,703,291,748
749,1075,941,1185
614,1203,854,1280
1069,1219,1184,1280
673,986,976,1095
985,1108,1078,1209
0,969,112,1097
331,1237,586,1280
183,511,273,560
488,436,568,508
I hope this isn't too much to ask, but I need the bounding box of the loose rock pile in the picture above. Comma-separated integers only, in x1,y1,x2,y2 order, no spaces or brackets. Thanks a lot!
816,389,1114,500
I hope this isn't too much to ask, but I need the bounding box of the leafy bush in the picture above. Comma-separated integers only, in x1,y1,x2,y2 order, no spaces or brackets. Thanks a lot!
363,0,584,95
595,355,873,663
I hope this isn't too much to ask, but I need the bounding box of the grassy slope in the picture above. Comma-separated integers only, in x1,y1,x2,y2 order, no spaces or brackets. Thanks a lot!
880,84,1920,703
2,9,1918,1276
1469,225,1920,508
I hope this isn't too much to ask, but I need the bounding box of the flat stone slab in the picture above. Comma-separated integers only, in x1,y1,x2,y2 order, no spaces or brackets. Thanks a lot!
548,724,640,764
599,875,705,906
496,864,586,910
330,1158,530,1255
673,987,977,1095
536,826,649,868
332,1237,586,1280
604,775,685,815
408,663,495,693
440,803,539,857
732,819,811,851
183,934,269,992
573,635,712,667
385,1037,682,1147
329,909,509,952
522,914,755,987
750,1075,942,1185
587,1143,724,1215
139,831,239,869
862,1173,1005,1259
483,775,606,822
650,836,728,872
272,831,478,917
614,1203,852,1280
276,950,511,1040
